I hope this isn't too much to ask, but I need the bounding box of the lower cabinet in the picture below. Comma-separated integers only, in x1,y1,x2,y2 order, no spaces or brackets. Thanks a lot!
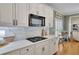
20,45,34,55
35,40,49,55
4,45,34,55
3,39,59,55
49,37,59,54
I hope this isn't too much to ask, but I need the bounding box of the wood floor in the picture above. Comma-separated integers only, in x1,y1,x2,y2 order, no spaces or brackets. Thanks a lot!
57,39,79,55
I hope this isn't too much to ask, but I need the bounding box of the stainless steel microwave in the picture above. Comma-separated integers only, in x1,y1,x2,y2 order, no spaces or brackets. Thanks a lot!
28,14,45,27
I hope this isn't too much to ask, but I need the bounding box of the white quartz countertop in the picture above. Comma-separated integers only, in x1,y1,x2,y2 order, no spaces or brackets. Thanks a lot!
0,39,34,54
0,38,48,55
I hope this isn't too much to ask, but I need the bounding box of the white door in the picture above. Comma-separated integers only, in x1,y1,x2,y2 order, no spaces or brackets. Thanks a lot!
0,4,13,26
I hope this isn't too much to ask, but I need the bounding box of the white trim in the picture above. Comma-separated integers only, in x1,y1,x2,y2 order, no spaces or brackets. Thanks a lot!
69,16,72,37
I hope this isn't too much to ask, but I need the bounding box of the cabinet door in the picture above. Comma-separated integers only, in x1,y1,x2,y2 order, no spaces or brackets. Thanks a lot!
37,4,45,16
44,5,54,27
29,3,45,16
35,44,49,55
20,45,34,55
0,4,13,26
29,3,38,15
4,49,20,55
49,39,55,54
49,38,58,54
44,5,50,27
15,3,29,27
49,8,54,27
35,40,49,55
42,44,49,55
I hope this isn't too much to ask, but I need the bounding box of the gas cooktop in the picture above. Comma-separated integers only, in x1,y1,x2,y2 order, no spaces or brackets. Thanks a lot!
26,36,47,42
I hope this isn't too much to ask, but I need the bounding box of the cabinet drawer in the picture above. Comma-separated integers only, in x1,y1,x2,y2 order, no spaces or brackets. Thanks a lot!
20,45,34,55
36,40,49,46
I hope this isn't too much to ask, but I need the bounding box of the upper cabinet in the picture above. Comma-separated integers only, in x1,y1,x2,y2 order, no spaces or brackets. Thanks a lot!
29,3,54,27
0,4,13,26
12,3,29,27
0,3,54,27
0,3,30,27
44,5,54,27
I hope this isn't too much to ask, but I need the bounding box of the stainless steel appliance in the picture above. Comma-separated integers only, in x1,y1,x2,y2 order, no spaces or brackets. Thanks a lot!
28,14,45,27
26,36,47,42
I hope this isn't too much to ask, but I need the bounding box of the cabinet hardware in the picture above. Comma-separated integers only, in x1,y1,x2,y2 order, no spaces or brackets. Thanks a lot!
26,49,29,51
16,20,18,25
42,47,45,51
13,19,16,26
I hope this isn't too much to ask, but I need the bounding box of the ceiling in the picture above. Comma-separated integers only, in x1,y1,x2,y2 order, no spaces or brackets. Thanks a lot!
47,3,79,15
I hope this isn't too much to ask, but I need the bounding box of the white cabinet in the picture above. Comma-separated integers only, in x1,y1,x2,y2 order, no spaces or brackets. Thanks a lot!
29,4,54,27
13,3,29,27
20,45,34,55
4,49,20,55
29,3,45,16
3,40,50,55
29,3,38,15
49,8,54,27
4,45,34,55
0,3,30,27
35,40,49,55
0,4,13,26
49,37,59,54
0,3,54,27
44,5,54,27
37,4,45,16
